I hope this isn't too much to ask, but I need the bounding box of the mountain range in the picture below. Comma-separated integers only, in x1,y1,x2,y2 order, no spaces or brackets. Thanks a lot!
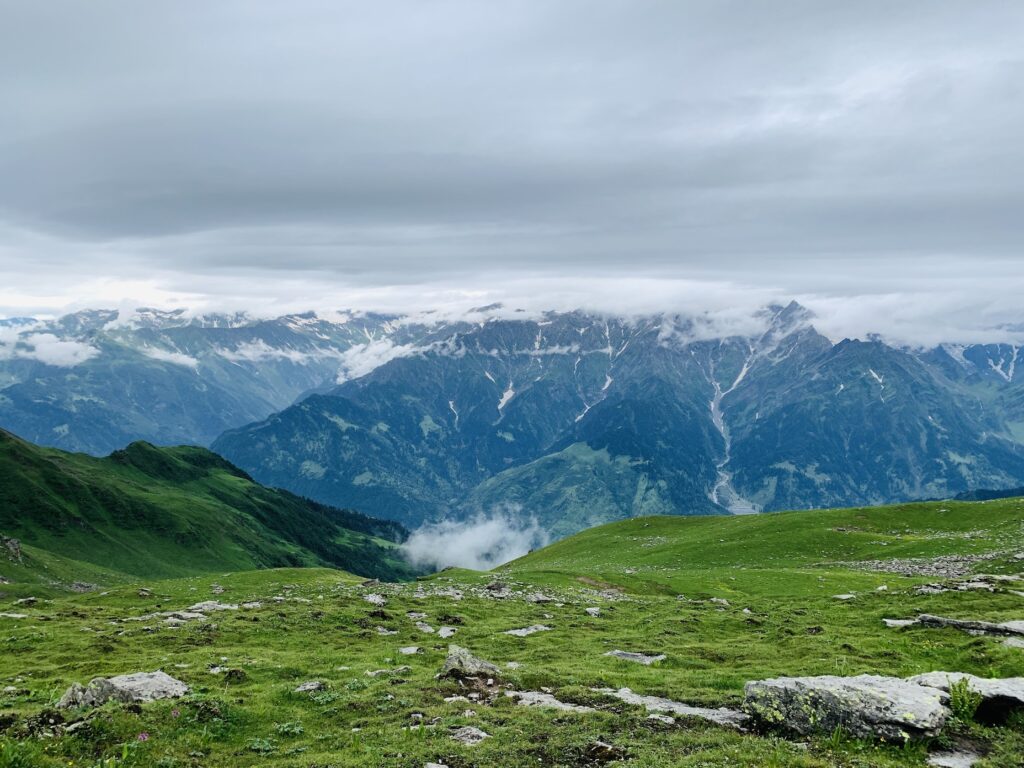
3,303,1024,536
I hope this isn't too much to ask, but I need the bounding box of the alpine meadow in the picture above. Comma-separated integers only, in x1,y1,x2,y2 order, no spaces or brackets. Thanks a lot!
2,3,1024,767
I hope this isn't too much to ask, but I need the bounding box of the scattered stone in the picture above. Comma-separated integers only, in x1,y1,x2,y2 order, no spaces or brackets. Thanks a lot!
1003,637,1024,649
594,687,749,729
449,725,489,746
58,671,189,709
13,597,37,606
407,611,428,619
438,626,457,638
399,646,422,655
647,713,675,725
0,613,27,619
241,601,262,609
927,752,982,768
525,593,554,604
415,621,435,634
425,763,450,768
883,618,919,628
505,661,522,670
604,650,666,665
710,598,730,606
2,536,22,562
586,607,601,617
439,645,499,679
505,690,595,713
210,584,225,595
743,675,948,740
187,601,238,612
377,626,398,636
504,624,551,637
293,681,325,693
833,594,856,601
363,594,387,606
583,740,627,763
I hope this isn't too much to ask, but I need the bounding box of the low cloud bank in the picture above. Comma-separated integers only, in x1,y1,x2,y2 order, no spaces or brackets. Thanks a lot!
401,510,549,571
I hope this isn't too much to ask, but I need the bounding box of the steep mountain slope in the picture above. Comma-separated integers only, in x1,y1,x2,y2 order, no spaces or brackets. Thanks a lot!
0,429,414,582
214,305,1024,533
0,309,403,454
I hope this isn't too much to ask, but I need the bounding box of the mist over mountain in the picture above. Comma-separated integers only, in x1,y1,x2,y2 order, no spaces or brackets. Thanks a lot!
5,301,1019,536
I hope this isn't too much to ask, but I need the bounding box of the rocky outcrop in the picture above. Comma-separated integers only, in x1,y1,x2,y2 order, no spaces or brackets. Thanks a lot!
505,690,595,713
743,674,948,741
593,687,749,729
58,671,189,710
439,645,499,679
604,650,665,665
917,614,1024,637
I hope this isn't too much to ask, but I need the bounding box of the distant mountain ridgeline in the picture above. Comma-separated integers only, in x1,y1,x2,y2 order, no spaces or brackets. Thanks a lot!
0,428,415,583
3,304,1024,537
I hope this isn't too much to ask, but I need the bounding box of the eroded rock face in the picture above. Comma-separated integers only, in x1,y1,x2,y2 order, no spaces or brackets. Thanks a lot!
743,674,948,741
58,671,189,710
439,645,499,679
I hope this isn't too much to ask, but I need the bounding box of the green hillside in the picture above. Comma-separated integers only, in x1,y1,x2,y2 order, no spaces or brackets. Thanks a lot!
0,429,415,584
2,496,1023,766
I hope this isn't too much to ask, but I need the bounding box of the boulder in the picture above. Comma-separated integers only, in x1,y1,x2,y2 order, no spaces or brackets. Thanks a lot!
908,672,1024,719
294,681,325,693
743,674,948,741
439,645,499,679
604,650,665,665
58,671,189,709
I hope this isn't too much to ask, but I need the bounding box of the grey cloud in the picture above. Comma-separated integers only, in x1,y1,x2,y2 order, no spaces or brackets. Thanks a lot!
1,1,1023,332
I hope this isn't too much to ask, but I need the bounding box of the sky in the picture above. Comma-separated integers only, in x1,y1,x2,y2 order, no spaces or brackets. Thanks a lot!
1,1,1023,344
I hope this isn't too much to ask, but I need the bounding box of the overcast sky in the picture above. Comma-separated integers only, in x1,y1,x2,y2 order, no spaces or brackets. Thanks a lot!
1,1,1023,343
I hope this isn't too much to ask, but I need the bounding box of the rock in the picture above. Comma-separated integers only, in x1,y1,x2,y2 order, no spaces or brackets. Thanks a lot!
927,752,982,768
438,626,457,638
504,624,551,637
917,614,1024,637
376,626,398,636
833,594,856,601
415,621,435,634
240,601,262,609
604,650,665,665
13,597,37,606
908,672,1024,717
0,613,28,619
883,618,919,628
593,687,748,729
449,725,489,745
425,763,450,768
743,674,948,740
137,588,153,597
709,598,730,606
2,536,22,563
58,671,189,709
647,713,675,725
399,646,422,655
407,611,428,619
586,607,601,617
293,681,325,693
505,661,522,670
583,741,627,763
505,690,595,713
1003,637,1024,649
363,594,387,606
439,645,499,679
187,601,238,612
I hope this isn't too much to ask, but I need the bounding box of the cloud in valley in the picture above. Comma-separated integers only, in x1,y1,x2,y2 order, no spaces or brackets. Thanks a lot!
401,510,550,571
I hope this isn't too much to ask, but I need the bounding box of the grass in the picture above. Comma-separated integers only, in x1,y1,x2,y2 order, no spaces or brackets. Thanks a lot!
1,498,1023,765
0,429,415,583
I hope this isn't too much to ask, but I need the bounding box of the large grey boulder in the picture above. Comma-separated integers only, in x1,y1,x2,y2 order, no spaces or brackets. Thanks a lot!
58,671,189,709
909,672,1024,718
743,674,948,741
439,645,499,679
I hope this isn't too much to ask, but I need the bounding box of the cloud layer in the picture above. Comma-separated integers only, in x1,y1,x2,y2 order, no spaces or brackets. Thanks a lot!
1,2,1023,343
